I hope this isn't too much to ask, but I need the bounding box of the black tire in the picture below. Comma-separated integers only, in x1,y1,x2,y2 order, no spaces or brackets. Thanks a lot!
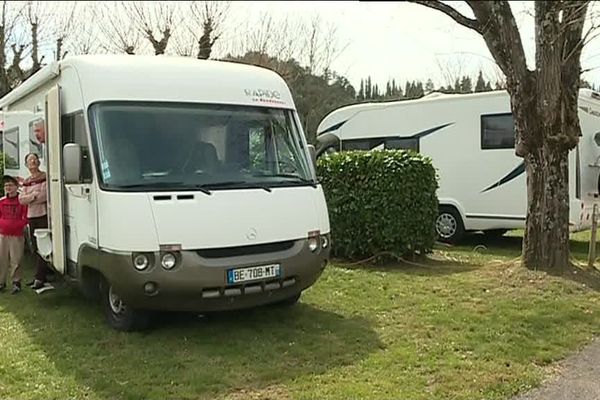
100,278,151,332
483,229,508,238
436,206,465,244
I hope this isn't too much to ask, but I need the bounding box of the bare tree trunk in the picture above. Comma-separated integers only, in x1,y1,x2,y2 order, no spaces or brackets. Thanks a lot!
411,0,589,271
523,150,544,268
542,145,571,269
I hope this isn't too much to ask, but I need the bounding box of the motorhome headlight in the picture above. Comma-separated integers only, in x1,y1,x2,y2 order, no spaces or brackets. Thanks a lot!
321,235,329,249
308,230,321,252
161,253,177,270
133,253,150,271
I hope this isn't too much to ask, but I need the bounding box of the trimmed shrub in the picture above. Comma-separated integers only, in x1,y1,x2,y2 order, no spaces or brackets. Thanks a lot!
317,149,438,260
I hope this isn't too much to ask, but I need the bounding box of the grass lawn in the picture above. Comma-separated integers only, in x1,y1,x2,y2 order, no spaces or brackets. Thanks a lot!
1,232,600,399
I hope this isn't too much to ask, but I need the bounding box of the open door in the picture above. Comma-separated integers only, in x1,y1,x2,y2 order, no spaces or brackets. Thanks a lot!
44,85,66,274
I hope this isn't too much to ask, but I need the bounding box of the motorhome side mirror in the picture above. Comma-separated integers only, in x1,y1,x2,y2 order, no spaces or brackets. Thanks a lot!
63,143,82,184
307,144,317,169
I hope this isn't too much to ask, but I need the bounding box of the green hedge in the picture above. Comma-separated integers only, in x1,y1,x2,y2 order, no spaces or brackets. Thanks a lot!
317,149,439,260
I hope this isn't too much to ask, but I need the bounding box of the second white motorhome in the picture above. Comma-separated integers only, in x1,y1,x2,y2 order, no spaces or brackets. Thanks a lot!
1,55,331,331
316,90,600,242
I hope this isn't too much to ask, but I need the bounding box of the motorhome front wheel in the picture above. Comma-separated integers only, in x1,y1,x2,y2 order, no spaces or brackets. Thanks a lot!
436,206,465,243
100,278,151,332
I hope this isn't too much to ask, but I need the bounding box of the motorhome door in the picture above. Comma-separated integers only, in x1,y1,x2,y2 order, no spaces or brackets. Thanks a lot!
44,85,66,274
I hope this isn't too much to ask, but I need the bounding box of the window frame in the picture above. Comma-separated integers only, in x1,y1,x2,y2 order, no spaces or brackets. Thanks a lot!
480,112,515,150
87,100,314,192
3,126,20,170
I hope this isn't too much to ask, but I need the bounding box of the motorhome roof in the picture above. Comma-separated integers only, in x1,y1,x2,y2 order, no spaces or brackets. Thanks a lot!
337,88,600,112
0,54,296,110
317,88,600,136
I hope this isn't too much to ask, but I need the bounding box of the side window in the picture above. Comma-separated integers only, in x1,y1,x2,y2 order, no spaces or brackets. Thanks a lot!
3,127,19,169
481,113,515,149
62,112,93,183
342,139,371,150
385,138,419,152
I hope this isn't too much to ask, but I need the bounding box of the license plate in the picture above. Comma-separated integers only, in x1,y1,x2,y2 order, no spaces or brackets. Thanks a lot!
226,264,281,284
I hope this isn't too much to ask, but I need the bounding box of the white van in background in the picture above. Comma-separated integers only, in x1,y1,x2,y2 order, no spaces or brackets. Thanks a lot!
316,90,600,242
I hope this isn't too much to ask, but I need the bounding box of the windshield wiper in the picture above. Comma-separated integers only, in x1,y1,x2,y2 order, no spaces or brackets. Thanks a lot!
198,181,272,193
115,181,212,195
268,174,318,188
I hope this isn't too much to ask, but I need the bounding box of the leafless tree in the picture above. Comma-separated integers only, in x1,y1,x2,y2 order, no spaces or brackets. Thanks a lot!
67,2,103,56
46,1,79,60
434,55,468,90
410,1,593,270
302,15,347,76
192,1,229,59
96,2,143,55
128,1,178,55
1,1,25,95
225,11,346,81
24,1,48,74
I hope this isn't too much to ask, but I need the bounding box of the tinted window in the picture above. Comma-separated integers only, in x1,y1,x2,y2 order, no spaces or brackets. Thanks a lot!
342,139,372,150
481,114,515,149
88,102,312,191
385,138,419,151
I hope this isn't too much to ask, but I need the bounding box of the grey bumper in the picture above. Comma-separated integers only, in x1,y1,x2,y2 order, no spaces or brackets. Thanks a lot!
83,238,330,312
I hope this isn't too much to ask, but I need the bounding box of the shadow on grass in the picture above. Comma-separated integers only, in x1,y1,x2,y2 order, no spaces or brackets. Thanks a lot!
4,276,381,400
333,231,600,284
455,232,600,292
346,260,480,275
440,231,593,259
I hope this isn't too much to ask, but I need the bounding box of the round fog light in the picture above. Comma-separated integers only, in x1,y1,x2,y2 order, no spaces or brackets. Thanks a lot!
133,254,149,271
161,253,177,270
144,281,157,294
321,235,329,249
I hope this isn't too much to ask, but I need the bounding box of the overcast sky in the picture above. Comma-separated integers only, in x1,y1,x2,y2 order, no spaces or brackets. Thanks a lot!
219,1,600,90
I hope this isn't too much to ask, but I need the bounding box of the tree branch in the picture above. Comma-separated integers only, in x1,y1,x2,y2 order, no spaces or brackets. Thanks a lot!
408,1,481,33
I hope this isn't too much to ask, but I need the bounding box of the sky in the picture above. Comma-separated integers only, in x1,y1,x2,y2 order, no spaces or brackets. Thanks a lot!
216,1,600,90
25,1,600,92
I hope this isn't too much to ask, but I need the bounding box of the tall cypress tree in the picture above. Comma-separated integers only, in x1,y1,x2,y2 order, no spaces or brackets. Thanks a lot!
475,70,486,92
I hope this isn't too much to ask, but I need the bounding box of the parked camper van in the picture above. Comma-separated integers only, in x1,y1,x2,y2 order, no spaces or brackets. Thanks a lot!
0,55,330,331
316,90,600,242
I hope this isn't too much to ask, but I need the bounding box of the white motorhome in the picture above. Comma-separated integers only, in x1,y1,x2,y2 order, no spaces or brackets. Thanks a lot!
316,90,600,242
0,55,331,331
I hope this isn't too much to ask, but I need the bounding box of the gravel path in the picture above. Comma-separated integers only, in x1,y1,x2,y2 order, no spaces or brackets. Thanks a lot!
513,338,600,400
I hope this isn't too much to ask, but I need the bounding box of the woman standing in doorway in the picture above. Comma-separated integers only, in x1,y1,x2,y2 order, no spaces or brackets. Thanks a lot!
18,153,50,290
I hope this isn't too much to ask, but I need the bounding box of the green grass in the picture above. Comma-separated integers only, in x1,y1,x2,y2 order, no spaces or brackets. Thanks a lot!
2,232,600,399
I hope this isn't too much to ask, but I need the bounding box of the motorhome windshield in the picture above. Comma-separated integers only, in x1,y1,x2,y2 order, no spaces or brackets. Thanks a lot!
88,102,314,191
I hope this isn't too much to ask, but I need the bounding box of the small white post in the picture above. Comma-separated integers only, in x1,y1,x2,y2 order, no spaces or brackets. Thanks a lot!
588,204,598,269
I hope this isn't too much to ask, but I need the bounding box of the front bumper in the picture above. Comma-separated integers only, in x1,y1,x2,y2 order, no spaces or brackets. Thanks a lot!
92,238,330,312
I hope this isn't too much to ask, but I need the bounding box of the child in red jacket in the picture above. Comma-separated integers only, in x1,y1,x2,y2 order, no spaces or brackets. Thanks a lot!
0,175,28,294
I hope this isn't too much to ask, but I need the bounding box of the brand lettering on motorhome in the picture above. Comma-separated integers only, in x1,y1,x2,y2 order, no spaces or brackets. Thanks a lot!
244,89,281,99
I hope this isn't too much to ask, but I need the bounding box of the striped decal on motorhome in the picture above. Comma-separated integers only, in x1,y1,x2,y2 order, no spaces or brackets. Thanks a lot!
481,161,526,193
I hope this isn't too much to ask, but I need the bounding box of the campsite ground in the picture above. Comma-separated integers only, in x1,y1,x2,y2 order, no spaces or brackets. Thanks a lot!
1,231,599,400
